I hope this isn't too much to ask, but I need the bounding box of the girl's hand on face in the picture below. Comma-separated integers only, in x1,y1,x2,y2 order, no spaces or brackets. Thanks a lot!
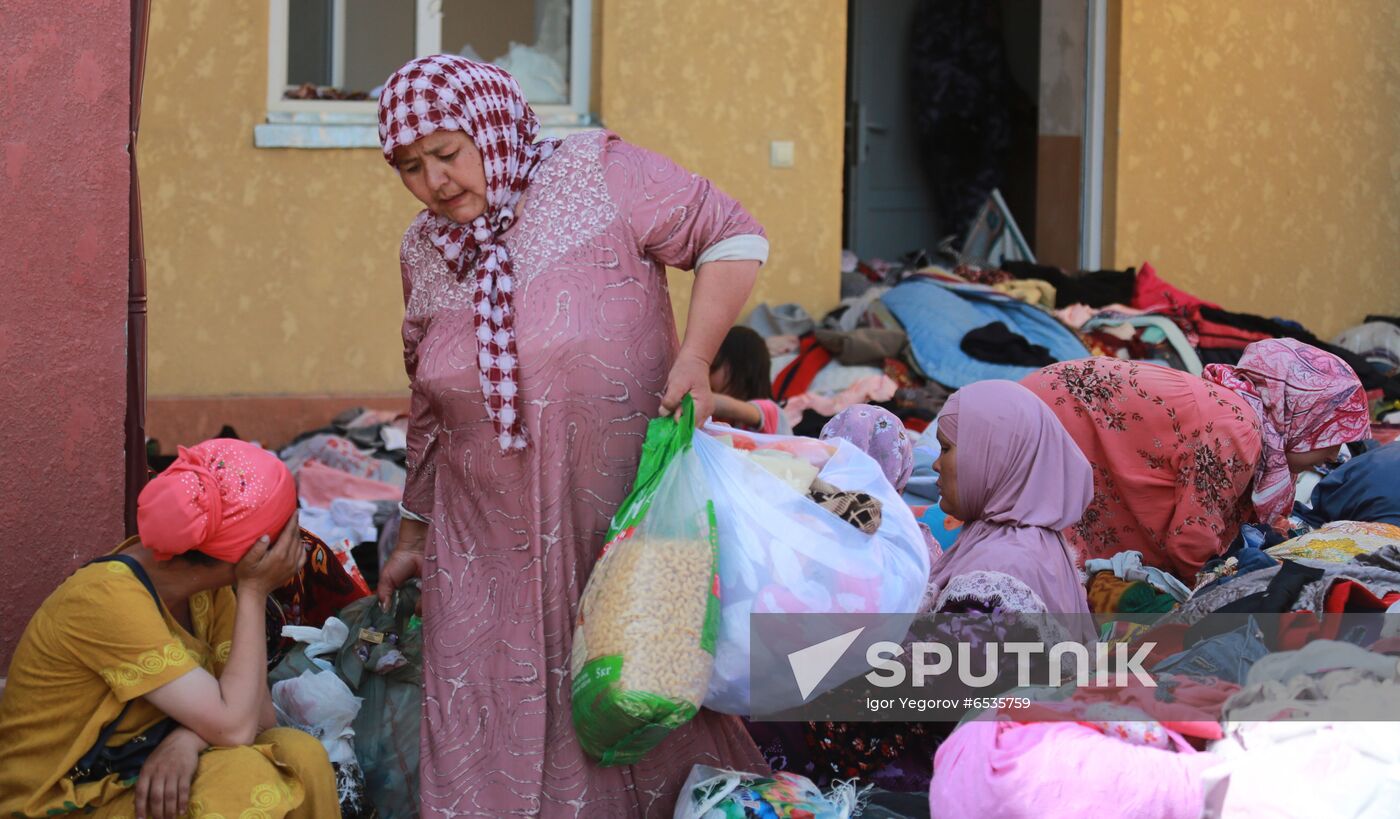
233,512,304,596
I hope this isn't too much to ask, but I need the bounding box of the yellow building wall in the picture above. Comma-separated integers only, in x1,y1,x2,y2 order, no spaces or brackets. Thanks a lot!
1112,0,1400,338
141,0,847,398
142,0,420,397
600,0,848,333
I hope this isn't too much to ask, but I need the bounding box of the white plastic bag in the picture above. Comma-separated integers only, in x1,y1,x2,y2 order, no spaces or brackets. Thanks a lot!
673,764,863,819
695,425,931,714
272,669,363,765
281,616,350,668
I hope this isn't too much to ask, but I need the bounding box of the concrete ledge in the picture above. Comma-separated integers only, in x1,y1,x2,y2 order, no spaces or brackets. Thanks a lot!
254,122,381,149
254,120,601,149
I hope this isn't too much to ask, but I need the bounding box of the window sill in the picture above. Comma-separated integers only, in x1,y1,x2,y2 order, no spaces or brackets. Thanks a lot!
254,121,381,149
253,110,599,150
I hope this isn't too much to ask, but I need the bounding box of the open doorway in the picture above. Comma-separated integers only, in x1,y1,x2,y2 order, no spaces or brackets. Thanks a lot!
844,0,1100,271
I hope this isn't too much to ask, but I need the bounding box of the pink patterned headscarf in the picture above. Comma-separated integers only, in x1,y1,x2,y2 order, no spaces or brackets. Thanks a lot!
928,381,1093,617
1203,338,1370,526
137,439,296,563
378,55,560,451
820,405,915,491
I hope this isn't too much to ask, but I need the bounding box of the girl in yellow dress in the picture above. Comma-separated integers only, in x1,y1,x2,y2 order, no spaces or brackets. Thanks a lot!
0,440,338,819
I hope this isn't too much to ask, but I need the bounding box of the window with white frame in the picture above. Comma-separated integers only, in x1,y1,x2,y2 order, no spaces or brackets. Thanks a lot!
261,0,592,146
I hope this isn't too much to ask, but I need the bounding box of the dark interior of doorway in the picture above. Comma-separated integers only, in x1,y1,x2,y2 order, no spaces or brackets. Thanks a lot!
843,0,1042,264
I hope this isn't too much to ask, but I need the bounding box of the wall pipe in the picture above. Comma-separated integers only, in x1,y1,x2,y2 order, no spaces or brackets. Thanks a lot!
125,0,152,534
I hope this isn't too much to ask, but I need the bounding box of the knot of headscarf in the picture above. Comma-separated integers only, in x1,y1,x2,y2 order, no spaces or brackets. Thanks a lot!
820,405,915,492
137,439,296,563
378,54,561,451
1202,338,1369,525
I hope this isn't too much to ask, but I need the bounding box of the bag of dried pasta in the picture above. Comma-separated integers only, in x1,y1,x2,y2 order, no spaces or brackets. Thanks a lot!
571,395,720,765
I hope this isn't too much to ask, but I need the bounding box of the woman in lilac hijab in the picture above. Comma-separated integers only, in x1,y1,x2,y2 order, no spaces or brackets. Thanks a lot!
928,380,1094,624
751,389,1095,791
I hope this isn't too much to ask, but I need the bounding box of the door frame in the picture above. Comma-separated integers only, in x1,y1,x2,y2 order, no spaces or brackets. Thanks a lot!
1078,0,1109,270
841,0,1114,268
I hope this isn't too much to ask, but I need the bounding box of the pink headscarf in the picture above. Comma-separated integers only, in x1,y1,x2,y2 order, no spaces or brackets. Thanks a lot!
378,55,561,452
928,381,1093,617
820,405,915,491
1203,338,1370,526
137,439,296,563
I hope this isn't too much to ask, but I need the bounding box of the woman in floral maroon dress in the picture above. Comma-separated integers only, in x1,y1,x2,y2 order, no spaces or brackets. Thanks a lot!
1022,338,1369,580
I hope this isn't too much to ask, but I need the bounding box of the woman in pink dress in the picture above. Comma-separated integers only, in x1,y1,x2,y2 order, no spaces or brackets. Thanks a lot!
1022,338,1370,581
371,56,769,816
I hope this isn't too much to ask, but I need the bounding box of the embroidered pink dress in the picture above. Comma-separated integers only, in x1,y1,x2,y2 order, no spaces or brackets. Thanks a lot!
399,130,768,817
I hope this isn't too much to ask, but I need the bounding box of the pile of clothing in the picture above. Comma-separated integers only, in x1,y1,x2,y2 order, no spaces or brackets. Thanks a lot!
272,585,424,819
263,410,418,816
746,249,1399,475
992,259,1400,415
748,298,941,438
745,253,1087,439
920,444,1400,817
930,635,1400,818
773,253,1400,451
880,269,1090,388
278,407,411,590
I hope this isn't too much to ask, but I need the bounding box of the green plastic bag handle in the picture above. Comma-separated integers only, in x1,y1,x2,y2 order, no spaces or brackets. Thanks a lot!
605,395,696,541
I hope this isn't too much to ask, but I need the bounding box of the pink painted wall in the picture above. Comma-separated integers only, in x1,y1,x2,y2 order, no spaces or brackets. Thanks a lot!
0,1,131,671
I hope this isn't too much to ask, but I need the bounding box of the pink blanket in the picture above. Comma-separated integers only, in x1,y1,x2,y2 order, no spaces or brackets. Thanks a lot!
297,460,402,508
929,720,1218,819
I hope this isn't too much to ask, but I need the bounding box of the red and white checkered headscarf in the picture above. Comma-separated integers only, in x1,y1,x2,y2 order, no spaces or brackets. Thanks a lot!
378,55,560,451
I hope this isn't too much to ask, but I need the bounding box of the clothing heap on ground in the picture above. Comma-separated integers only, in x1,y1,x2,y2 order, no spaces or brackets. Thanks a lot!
269,408,431,817
276,406,413,592
744,255,1399,448
724,253,1400,817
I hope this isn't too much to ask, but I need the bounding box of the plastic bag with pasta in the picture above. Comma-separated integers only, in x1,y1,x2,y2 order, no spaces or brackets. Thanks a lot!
571,395,720,766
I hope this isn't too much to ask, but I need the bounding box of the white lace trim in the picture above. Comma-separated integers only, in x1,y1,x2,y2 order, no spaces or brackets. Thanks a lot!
403,132,617,321
509,131,618,293
403,211,468,319
934,570,1082,649
935,569,1049,614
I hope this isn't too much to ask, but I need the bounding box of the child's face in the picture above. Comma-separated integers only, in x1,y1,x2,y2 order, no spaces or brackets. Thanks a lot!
709,362,733,396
